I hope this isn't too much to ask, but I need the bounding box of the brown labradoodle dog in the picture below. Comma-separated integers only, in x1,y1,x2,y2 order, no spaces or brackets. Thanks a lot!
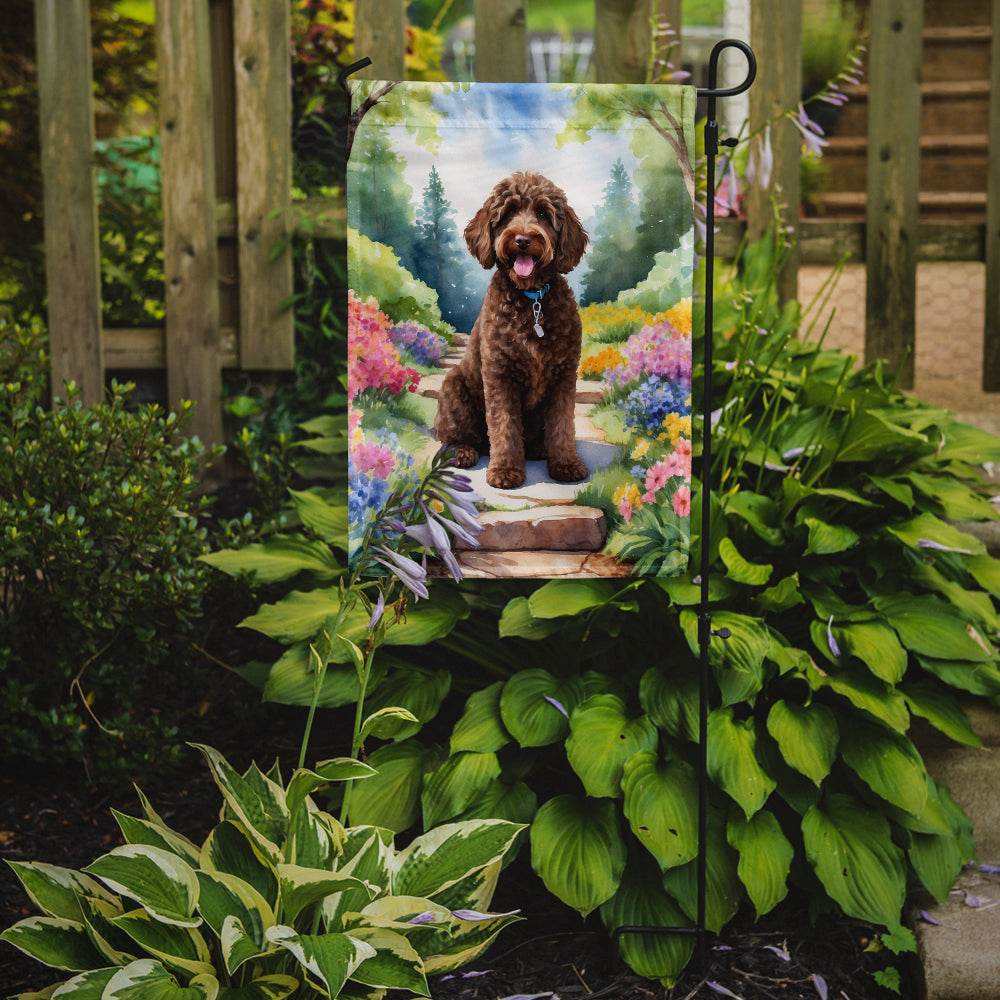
434,171,590,490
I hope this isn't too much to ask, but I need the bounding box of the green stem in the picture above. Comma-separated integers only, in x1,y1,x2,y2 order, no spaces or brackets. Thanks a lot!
340,640,378,826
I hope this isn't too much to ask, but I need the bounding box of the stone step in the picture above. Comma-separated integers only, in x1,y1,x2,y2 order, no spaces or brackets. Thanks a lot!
456,505,607,552
452,548,633,578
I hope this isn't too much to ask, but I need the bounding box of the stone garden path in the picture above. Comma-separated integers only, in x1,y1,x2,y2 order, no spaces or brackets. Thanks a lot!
419,333,632,578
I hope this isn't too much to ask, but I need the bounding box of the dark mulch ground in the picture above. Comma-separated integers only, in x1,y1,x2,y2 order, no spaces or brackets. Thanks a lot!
0,737,914,1000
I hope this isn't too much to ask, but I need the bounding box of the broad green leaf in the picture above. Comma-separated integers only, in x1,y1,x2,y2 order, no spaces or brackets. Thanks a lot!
199,536,341,584
265,926,374,997
909,824,966,905
707,708,776,818
347,740,442,832
83,846,200,928
199,822,278,910
905,472,998,521
497,597,564,640
916,655,1000,697
288,489,348,545
639,664,699,742
621,751,699,871
276,865,373,925
527,579,620,618
765,700,838,786
838,718,929,817
681,610,770,706
0,916,107,972
260,644,382,709
450,682,511,754
4,862,118,923
967,553,1000,597
346,926,428,994
452,779,538,827
755,573,805,614
901,680,982,748
834,410,927,463
285,760,376,823
808,660,910,732
910,562,1000,633
718,537,772,586
874,594,995,662
112,812,201,868
103,959,217,1000
421,751,502,828
885,512,985,557
530,795,626,917
393,820,524,901
724,490,784,545
727,811,793,918
362,667,451,740
195,871,274,974
215,975,299,1000
865,474,914,509
566,695,658,798
599,854,694,987
44,967,117,998
111,909,214,978
803,517,859,556
835,621,907,684
499,670,584,747
802,793,906,926
935,421,1000,465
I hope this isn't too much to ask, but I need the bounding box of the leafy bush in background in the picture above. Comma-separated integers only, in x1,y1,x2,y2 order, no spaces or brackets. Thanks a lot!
0,317,221,784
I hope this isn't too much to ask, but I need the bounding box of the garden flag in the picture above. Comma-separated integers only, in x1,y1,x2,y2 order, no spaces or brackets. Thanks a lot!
347,81,696,579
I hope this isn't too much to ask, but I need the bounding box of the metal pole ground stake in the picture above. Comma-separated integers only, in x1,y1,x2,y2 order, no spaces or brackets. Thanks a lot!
613,38,756,976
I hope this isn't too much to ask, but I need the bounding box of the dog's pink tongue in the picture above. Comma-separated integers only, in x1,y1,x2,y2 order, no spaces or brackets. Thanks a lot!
514,253,535,278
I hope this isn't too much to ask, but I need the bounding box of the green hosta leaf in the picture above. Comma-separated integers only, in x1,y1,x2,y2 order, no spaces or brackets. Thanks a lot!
803,517,859,556
835,621,907,684
36,966,117,998
393,820,524,901
285,759,376,822
621,751,699,871
0,916,107,971
362,667,451,740
755,573,805,614
967,553,1000,597
765,700,838,786
103,959,218,999
346,926,428,994
111,908,214,978
707,708,776,819
360,706,421,742
834,409,927,463
530,795,626,917
838,718,929,817
908,782,968,907
802,793,906,926
83,846,200,928
599,853,694,987
808,661,910,732
200,822,278,910
935,421,1000,465
347,740,442,832
639,664,699,742
916,655,1000,697
906,472,998,522
901,680,983,748
727,811,793,918
885,512,985,557
112,812,201,868
195,871,274,974
265,926,375,998
260,643,383,709
875,594,995,662
277,865,374,925
421,751,502,828
499,670,584,747
527,579,621,618
660,811,741,933
288,488,348,546
450,682,511,754
718,537,772,586
216,975,299,999
681,610,770,706
4,862,118,922
566,695,658,798
200,535,341,584
453,779,538,827
724,490,784,546
498,596,564,639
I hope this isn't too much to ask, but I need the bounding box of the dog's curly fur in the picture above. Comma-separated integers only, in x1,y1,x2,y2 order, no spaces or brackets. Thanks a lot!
434,172,590,490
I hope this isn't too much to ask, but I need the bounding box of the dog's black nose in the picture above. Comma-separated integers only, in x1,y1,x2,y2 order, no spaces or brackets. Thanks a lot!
515,234,532,250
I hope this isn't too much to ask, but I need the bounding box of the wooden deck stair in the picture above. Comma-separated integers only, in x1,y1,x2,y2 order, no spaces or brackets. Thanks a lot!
815,2,993,221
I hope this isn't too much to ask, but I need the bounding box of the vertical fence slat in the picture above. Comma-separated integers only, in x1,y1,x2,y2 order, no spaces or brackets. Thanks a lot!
34,0,103,405
233,0,294,370
594,0,656,84
474,0,526,82
658,0,683,77
157,0,223,445
747,0,801,304
983,0,1000,390
864,0,923,389
355,0,406,79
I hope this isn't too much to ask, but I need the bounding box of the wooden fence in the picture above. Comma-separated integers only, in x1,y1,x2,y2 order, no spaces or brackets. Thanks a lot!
33,0,1000,445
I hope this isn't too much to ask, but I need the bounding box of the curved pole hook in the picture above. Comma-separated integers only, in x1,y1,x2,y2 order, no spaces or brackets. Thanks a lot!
698,38,757,99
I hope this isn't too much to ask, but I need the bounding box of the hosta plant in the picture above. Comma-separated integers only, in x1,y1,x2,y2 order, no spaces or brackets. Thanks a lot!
1,744,523,999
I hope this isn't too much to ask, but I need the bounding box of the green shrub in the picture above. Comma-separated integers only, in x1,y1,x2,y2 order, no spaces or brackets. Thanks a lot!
0,317,220,783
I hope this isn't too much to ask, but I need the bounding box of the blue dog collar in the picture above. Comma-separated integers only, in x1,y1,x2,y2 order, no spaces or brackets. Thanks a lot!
522,283,550,301
523,284,550,337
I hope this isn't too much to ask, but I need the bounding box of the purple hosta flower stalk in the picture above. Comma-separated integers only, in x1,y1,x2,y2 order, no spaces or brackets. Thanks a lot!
367,589,385,631
827,615,841,658
372,545,429,600
746,124,774,191
791,103,828,157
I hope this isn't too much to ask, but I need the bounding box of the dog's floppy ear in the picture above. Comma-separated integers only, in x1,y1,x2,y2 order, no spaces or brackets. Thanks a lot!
464,200,496,269
555,202,588,273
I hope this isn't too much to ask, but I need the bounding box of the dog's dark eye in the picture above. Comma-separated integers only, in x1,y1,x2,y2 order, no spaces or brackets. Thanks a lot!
537,209,549,223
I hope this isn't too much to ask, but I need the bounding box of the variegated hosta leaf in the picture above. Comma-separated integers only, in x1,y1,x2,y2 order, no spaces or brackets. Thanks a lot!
288,802,343,871
802,793,906,926
200,822,278,910
529,795,626,917
420,906,523,975
265,925,375,998
707,707,776,819
424,859,501,916
190,745,288,863
4,861,118,922
0,915,107,971
102,958,218,999
566,695,658,799
599,854,694,987
727,810,793,918
43,966,118,997
391,820,524,901
195,871,274,974
83,846,200,928
214,974,300,1000
345,926,429,995
450,681,511,754
621,751,699,871
112,810,201,868
285,760,375,824
78,894,136,966
110,908,214,979
765,700,838,786
276,865,375,925
323,829,393,931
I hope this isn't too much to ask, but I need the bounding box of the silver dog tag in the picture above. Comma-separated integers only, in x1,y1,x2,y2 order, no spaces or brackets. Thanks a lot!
532,300,544,337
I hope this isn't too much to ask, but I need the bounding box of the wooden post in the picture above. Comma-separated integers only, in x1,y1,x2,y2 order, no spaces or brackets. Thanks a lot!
864,0,923,389
473,0,527,82
594,0,657,84
34,0,104,405
657,0,683,80
157,0,223,444
983,0,1000,391
354,0,406,80
746,0,802,305
233,0,294,369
